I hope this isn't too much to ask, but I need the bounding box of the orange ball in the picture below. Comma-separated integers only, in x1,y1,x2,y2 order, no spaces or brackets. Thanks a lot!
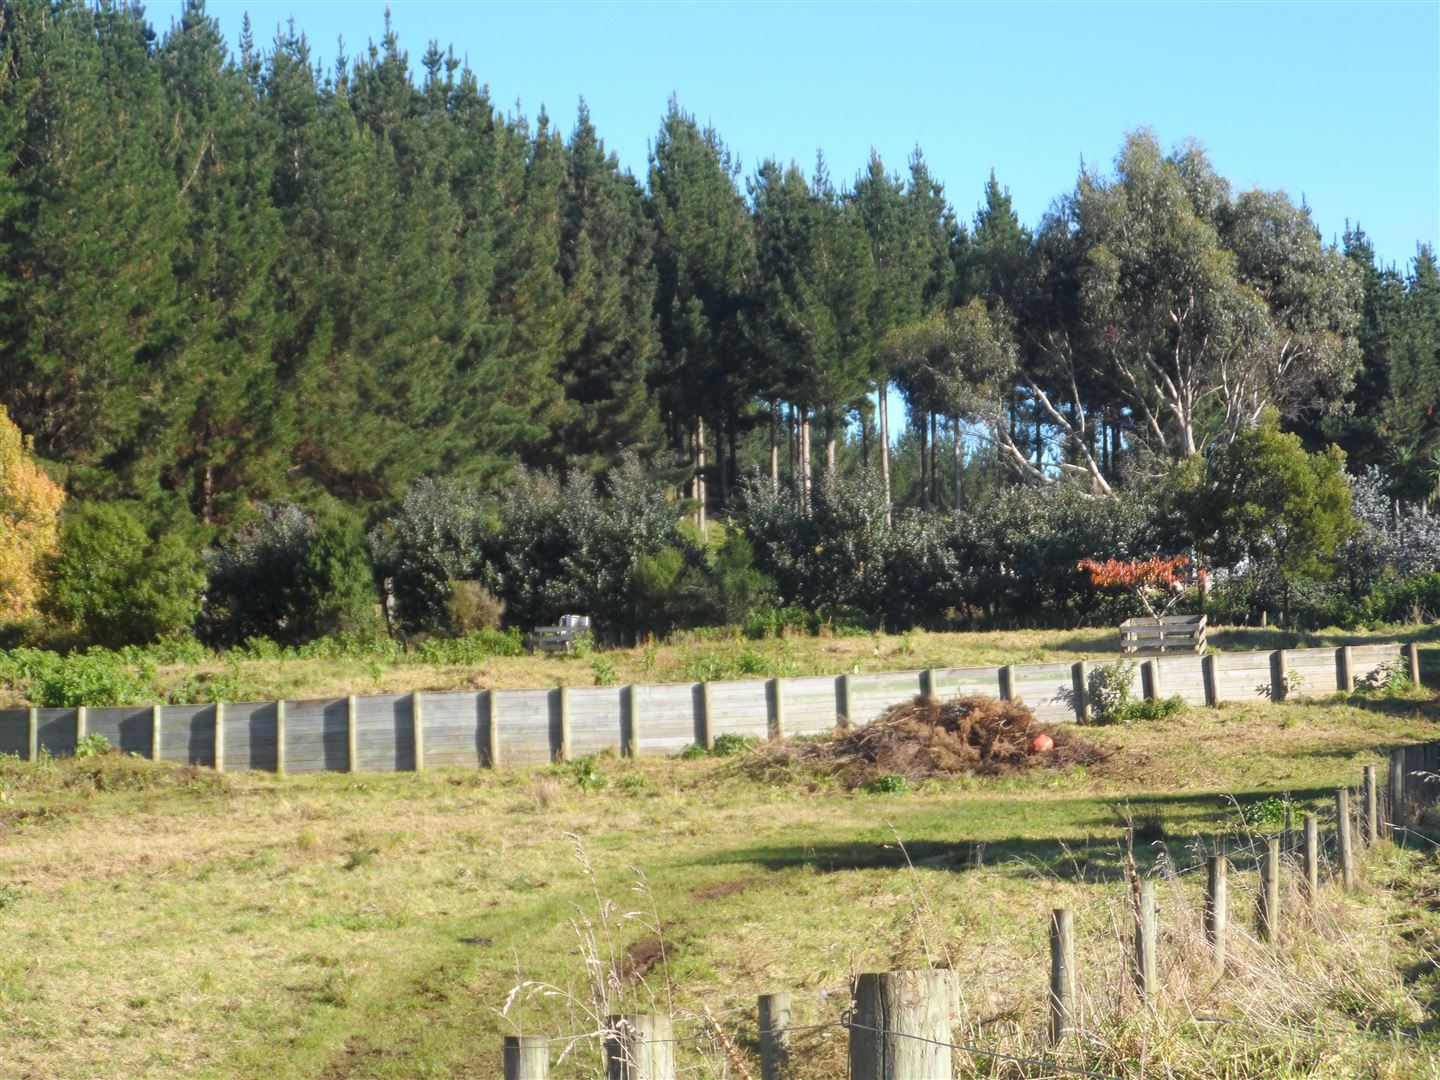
1030,733,1055,753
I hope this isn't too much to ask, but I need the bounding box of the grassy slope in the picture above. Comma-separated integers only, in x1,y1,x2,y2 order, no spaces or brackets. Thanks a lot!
4,624,1437,708
1,689,1438,1078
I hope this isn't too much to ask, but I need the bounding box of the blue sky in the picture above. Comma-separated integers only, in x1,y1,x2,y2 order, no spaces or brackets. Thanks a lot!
197,0,1438,270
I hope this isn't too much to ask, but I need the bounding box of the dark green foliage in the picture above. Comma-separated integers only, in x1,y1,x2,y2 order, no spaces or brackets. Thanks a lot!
45,503,204,648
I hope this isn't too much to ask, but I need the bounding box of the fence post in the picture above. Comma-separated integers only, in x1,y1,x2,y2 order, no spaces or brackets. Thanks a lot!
848,971,952,1079
212,703,224,773
346,695,358,774
758,992,791,1080
1338,645,1354,692
1205,855,1227,971
503,1035,549,1079
27,706,38,763
1049,909,1076,1045
698,681,713,751
76,705,87,747
1257,838,1280,942
1072,661,1091,723
605,1014,675,1080
840,673,853,724
488,691,501,769
1404,641,1421,687
623,685,638,757
558,685,572,761
1302,813,1319,899
1363,765,1379,846
770,678,786,739
411,691,424,772
151,704,162,763
275,700,286,776
1134,879,1157,1001
1271,650,1288,701
922,668,937,698
1388,747,1406,836
999,665,1015,701
1336,788,1354,889
1201,653,1219,707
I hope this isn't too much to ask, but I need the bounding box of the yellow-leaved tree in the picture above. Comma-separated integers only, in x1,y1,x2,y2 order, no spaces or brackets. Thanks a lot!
0,406,65,621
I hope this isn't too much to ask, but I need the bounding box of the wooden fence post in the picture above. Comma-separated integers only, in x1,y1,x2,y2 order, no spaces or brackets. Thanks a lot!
346,695,358,774
623,685,638,757
212,704,224,773
1134,879,1157,1000
1302,813,1319,899
558,686,572,761
1257,839,1280,942
488,691,501,769
849,971,952,1079
698,681,713,751
922,668,937,699
1404,641,1421,687
1338,645,1354,692
1271,650,1289,701
770,678,786,739
503,1035,549,1079
1389,747,1406,836
275,700,286,776
27,706,38,763
1201,653,1219,707
1363,765,1379,846
840,673,853,724
1205,856,1227,971
151,704,163,763
1335,788,1354,889
76,705,87,747
999,665,1015,701
1049,909,1076,1045
605,1014,675,1080
1072,661,1091,723
411,691,424,772
758,992,791,1080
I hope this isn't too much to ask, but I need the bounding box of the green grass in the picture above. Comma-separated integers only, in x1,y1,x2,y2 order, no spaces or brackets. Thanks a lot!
0,690,1437,1077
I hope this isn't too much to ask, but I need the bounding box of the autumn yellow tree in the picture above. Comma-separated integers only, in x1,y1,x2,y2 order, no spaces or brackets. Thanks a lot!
0,406,65,621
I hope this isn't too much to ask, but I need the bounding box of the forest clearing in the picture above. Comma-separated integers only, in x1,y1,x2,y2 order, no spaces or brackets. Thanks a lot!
1,685,1437,1078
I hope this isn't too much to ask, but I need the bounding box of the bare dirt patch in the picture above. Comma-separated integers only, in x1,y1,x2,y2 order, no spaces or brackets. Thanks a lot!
691,878,755,902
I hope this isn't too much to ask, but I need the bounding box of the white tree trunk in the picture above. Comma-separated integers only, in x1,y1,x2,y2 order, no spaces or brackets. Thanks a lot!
878,381,892,525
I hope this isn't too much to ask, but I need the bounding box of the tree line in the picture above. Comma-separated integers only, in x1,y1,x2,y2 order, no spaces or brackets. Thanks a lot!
1,0,1438,652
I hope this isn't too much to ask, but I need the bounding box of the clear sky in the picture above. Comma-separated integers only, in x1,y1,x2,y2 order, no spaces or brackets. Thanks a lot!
196,0,1438,270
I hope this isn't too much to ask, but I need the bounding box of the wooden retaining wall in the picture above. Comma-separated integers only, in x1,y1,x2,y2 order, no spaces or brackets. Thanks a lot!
0,642,1417,774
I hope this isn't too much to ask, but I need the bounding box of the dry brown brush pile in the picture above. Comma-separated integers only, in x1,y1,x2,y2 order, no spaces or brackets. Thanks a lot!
745,693,1111,788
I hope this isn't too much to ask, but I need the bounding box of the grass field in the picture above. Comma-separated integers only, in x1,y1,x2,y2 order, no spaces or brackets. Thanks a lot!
4,623,1437,709
1,683,1438,1078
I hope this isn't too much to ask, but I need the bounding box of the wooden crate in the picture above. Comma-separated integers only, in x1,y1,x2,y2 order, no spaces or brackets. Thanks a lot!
1120,614,1207,655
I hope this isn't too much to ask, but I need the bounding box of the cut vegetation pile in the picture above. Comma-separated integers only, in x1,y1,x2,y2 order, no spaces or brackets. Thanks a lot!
748,693,1110,787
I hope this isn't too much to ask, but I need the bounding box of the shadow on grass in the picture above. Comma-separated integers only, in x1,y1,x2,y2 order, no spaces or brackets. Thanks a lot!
697,787,1342,885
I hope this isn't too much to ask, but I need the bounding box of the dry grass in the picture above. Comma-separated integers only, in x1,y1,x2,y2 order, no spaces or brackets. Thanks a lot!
0,690,1436,1078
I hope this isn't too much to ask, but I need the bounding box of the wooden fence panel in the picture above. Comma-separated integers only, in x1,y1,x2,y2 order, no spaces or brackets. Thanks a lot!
568,686,626,756
0,709,27,757
1211,653,1275,703
848,671,926,725
495,689,557,766
419,691,486,768
782,675,843,735
1283,649,1339,697
156,704,217,766
222,701,278,772
34,707,78,757
1155,656,1209,706
355,694,414,772
705,680,770,739
928,666,1003,702
282,700,347,773
85,706,153,757
633,683,701,756
1351,643,1405,686
1009,663,1076,724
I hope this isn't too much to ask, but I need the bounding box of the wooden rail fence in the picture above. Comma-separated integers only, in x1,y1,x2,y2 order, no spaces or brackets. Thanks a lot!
501,746,1437,1078
0,642,1419,774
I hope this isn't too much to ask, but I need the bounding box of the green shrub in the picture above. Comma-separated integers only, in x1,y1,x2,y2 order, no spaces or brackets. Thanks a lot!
591,656,617,686
45,502,204,648
1238,794,1292,832
865,774,909,795
73,732,111,759
565,755,608,792
1355,658,1411,695
710,733,760,757
679,743,710,760
0,647,158,707
413,628,524,665
1113,694,1186,723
